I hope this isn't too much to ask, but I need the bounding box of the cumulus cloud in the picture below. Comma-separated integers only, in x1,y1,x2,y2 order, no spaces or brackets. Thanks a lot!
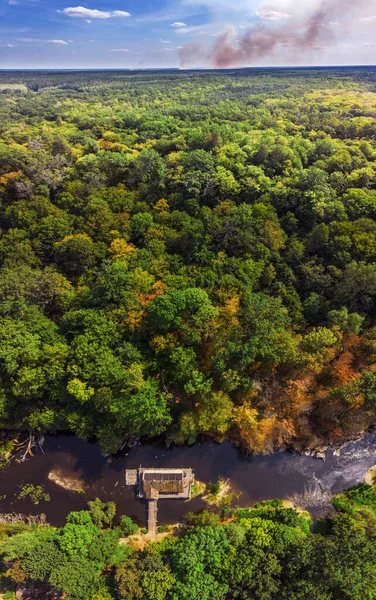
160,38,171,43
60,6,130,19
48,39,69,45
171,22,187,27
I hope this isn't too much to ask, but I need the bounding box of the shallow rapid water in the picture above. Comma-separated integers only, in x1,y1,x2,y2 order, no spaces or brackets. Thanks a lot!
0,432,375,526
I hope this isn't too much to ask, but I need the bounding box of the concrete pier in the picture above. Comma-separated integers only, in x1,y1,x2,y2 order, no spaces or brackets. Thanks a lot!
147,499,158,536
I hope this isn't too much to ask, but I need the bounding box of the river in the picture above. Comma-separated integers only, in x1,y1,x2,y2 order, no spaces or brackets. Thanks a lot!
0,432,376,527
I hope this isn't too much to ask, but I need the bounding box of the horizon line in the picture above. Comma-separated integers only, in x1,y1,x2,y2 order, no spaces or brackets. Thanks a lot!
1,64,376,72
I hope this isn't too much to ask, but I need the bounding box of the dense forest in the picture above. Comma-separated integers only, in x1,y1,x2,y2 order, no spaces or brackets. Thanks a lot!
1,67,376,454
1,481,376,599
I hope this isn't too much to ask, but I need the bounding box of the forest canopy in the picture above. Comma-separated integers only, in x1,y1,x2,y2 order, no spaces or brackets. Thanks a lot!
1,67,376,453
2,482,376,600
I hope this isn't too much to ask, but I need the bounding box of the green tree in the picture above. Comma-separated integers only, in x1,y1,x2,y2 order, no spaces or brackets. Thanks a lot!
49,555,101,600
55,234,97,277
120,515,139,536
88,499,117,529
139,554,175,600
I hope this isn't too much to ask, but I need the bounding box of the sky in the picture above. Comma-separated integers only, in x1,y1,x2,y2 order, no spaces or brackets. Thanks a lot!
0,0,375,69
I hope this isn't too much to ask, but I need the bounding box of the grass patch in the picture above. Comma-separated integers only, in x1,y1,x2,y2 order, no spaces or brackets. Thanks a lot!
191,480,206,498
203,478,240,508
0,83,27,92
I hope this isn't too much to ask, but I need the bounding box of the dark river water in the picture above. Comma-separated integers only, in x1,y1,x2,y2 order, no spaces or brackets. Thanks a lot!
1,432,376,527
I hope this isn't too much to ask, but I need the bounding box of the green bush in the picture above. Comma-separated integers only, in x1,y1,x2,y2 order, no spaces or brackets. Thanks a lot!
119,515,139,537
157,525,170,534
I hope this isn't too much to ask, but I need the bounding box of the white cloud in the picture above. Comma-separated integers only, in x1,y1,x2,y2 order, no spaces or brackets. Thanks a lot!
360,15,376,22
174,23,216,35
160,38,171,43
112,10,131,17
152,47,174,52
171,21,186,27
277,38,295,47
60,6,130,19
339,43,356,49
109,48,129,51
1,43,16,47
364,42,376,46
16,37,70,44
255,9,290,20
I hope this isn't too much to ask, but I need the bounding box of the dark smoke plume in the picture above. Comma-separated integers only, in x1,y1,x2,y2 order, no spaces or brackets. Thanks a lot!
179,0,366,68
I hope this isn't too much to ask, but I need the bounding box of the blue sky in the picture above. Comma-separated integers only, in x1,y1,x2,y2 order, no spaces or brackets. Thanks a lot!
0,0,376,68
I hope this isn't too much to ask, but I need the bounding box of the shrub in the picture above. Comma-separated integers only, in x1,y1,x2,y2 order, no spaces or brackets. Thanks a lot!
120,515,139,536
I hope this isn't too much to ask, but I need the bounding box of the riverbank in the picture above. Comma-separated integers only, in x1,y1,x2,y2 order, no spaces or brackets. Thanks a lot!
0,430,376,527
2,422,374,468
365,465,376,485
1,477,376,600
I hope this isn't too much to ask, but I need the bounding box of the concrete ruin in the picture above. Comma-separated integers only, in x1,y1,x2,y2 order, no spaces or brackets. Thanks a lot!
125,467,194,535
